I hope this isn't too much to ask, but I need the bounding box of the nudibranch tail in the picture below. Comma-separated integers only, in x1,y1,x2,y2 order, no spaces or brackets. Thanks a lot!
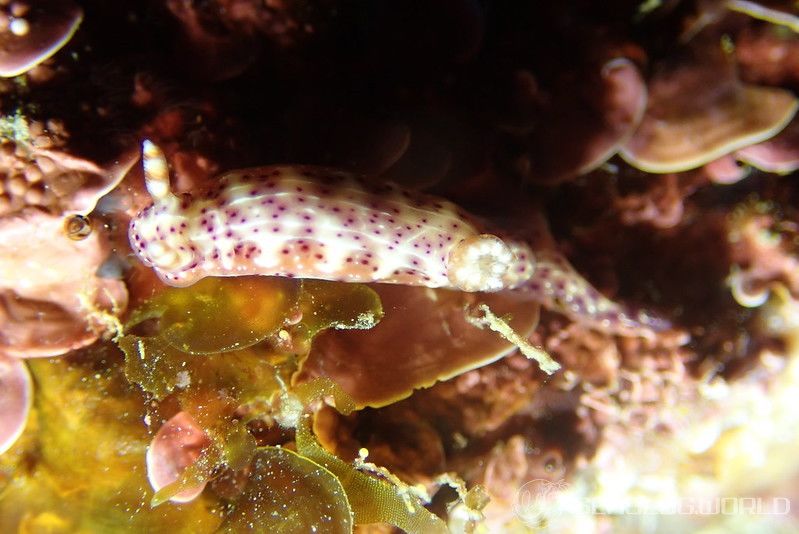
514,251,669,337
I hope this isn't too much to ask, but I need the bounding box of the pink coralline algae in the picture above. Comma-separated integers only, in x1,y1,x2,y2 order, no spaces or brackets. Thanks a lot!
146,411,212,503
0,354,31,455
130,141,665,337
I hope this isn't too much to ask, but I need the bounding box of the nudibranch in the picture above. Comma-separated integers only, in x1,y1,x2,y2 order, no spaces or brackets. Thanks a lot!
130,141,665,337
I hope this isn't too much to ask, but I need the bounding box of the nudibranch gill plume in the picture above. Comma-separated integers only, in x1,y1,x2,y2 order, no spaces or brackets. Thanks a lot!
129,140,666,337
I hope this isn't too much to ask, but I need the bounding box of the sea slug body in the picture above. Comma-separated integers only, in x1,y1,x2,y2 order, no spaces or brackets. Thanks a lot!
130,141,665,336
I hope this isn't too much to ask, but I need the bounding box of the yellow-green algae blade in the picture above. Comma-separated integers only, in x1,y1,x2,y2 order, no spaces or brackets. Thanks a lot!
119,334,193,400
131,276,302,355
295,415,448,533
0,349,222,533
119,334,281,404
292,376,357,416
219,446,353,534
292,280,384,341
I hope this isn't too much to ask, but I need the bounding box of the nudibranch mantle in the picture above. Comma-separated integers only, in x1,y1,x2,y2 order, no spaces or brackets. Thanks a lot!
131,141,531,291
130,140,665,337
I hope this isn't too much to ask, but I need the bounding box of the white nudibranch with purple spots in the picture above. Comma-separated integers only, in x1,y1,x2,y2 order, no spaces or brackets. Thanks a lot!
130,140,666,339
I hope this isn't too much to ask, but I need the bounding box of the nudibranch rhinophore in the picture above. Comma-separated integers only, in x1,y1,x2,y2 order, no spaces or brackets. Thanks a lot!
130,140,666,337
